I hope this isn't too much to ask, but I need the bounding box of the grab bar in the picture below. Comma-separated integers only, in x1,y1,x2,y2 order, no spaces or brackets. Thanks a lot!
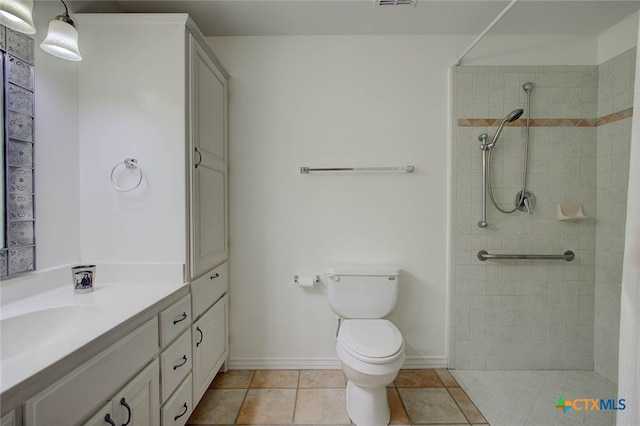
477,250,574,261
301,166,414,174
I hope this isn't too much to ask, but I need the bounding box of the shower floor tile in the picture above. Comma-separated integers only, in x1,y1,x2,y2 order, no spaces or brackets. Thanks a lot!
451,370,618,426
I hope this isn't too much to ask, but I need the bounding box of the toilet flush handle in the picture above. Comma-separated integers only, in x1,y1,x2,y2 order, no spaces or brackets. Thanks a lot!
328,274,340,282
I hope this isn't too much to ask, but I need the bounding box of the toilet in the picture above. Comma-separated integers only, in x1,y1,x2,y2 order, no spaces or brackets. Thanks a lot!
325,264,405,426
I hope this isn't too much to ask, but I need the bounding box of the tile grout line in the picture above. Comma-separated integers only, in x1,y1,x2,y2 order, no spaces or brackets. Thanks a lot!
292,370,301,424
232,370,255,425
393,385,413,425
444,386,473,425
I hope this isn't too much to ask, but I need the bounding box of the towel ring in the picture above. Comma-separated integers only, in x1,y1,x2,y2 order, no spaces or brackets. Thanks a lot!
110,158,143,192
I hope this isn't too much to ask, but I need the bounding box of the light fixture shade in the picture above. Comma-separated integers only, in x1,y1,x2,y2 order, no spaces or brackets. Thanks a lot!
0,0,36,34
40,18,82,61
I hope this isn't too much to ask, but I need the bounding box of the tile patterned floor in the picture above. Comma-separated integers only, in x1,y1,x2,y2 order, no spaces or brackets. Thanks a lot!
451,370,618,426
186,369,489,425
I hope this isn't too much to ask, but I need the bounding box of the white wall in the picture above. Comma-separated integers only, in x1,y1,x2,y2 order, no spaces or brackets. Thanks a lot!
461,35,597,66
76,16,188,265
206,34,599,368
33,2,81,270
598,11,640,65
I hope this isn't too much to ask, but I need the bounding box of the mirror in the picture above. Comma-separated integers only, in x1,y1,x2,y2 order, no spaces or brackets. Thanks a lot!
1,25,36,278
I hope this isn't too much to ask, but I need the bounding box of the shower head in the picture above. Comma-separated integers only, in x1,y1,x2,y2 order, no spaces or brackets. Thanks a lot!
505,108,524,122
487,108,524,149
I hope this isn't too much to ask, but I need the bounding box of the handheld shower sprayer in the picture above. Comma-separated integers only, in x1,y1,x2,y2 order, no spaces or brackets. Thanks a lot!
486,108,524,149
476,82,535,228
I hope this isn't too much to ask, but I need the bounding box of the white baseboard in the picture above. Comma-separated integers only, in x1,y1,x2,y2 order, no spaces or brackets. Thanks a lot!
228,357,341,370
403,356,448,369
227,356,448,370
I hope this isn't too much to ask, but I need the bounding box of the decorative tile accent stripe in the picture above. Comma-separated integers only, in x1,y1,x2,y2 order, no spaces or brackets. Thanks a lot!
457,107,633,127
597,107,633,125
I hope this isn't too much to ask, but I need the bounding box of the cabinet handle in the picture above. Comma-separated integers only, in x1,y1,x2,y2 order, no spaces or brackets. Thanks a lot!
210,273,220,279
173,355,188,370
120,398,132,426
194,147,202,169
196,326,203,347
173,312,187,325
174,402,188,421
104,414,116,426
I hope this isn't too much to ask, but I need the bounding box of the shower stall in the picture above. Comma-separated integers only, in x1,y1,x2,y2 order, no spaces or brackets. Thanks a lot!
449,49,636,380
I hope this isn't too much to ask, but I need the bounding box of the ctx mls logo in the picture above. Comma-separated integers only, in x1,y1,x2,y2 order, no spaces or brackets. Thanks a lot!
555,397,626,413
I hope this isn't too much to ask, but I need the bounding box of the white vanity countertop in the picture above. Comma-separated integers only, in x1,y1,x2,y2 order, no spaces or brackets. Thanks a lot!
0,265,188,398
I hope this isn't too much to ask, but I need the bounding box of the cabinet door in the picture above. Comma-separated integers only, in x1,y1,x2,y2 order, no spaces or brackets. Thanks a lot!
188,34,228,280
0,411,15,426
82,403,113,426
112,360,160,426
25,319,158,426
192,294,228,404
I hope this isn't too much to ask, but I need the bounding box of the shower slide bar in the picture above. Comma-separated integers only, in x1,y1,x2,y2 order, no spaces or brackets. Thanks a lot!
477,250,575,262
300,166,414,174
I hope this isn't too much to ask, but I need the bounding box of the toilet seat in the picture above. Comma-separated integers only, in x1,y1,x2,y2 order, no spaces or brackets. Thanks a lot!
338,319,403,364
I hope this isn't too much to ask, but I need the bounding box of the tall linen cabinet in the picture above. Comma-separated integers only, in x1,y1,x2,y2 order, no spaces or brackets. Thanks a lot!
76,13,229,422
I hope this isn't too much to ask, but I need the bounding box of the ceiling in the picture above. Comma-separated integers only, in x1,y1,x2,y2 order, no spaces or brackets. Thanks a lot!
64,0,640,37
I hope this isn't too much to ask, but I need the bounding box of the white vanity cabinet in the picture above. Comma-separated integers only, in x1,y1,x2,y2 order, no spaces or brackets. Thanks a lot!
83,360,160,426
8,278,229,425
25,318,159,425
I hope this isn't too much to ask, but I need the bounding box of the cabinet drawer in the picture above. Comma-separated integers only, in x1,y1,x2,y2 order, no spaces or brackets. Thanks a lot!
161,374,193,426
191,262,228,319
159,295,192,347
160,330,192,403
25,318,158,426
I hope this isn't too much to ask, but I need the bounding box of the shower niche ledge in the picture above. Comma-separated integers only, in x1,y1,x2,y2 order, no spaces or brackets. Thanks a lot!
557,203,589,221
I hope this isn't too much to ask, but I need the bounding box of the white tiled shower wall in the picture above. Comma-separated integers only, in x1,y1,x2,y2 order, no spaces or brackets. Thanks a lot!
594,48,636,383
451,50,635,372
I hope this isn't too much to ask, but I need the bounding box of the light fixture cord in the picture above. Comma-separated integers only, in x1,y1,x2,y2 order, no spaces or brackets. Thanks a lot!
60,0,70,17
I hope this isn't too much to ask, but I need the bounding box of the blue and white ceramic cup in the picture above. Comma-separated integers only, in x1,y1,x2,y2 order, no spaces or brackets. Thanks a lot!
71,265,96,293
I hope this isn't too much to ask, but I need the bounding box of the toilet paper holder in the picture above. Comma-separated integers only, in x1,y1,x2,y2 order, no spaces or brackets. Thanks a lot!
294,275,320,286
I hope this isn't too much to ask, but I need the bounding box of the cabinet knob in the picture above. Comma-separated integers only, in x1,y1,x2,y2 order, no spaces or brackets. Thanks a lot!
210,273,220,279
104,414,116,426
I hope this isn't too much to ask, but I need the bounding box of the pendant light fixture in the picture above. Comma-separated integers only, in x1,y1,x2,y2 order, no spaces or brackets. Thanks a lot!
40,0,82,61
0,0,36,34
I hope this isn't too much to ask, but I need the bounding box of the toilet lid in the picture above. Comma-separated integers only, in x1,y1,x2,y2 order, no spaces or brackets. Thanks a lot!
338,319,403,359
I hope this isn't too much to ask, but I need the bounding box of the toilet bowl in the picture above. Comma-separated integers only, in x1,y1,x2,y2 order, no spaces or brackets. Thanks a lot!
336,319,405,426
325,264,405,426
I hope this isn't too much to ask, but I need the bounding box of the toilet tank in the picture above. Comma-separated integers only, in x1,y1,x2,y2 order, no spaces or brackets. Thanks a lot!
325,264,401,319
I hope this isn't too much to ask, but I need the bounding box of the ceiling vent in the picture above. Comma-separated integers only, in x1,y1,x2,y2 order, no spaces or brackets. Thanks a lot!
375,0,416,7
